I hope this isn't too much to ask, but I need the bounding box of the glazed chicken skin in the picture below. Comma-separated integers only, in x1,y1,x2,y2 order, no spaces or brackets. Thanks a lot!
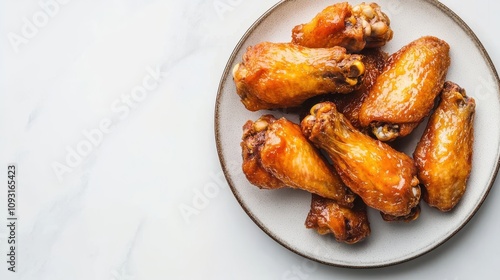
414,82,475,211
306,194,370,244
301,102,421,217
359,36,451,141
233,42,365,111
292,2,393,52
241,115,356,207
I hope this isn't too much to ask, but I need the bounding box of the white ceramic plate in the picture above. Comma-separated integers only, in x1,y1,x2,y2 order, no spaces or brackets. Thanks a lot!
215,0,500,268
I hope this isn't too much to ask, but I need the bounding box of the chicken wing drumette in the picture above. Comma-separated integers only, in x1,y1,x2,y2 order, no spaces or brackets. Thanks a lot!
301,102,421,218
306,194,370,244
414,82,475,211
233,42,365,111
242,115,356,207
292,2,393,52
359,36,451,141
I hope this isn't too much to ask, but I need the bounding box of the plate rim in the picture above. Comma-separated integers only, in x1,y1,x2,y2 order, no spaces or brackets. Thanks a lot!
214,0,500,268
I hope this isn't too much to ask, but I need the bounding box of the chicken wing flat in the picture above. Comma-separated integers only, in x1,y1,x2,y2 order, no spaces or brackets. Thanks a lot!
292,2,393,52
233,42,365,111
301,102,421,217
359,36,451,141
413,82,476,211
306,194,370,244
242,115,356,207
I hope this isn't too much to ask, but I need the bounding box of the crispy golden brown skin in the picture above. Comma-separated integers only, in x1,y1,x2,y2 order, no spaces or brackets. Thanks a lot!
241,115,356,207
306,194,370,244
413,82,475,211
359,36,451,141
233,42,365,111
301,102,421,217
292,2,393,52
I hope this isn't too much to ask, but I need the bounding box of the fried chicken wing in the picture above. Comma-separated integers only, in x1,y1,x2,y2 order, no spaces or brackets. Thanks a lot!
306,194,370,244
413,82,475,211
242,115,356,207
301,102,421,217
292,2,393,52
359,36,451,141
233,42,365,111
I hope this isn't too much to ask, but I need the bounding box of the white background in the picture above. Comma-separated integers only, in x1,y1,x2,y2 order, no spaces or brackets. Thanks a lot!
0,0,499,279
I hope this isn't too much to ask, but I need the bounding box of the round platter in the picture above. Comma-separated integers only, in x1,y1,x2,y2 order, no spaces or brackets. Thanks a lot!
215,0,500,268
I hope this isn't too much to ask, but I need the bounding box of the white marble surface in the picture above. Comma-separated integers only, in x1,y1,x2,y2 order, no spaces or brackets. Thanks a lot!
0,0,499,279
